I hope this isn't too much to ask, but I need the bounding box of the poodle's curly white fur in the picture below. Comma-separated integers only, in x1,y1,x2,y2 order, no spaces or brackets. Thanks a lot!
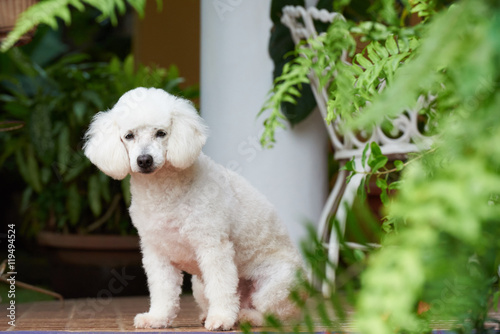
83,87,303,331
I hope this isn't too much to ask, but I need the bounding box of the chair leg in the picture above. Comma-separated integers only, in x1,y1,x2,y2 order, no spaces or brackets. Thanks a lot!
317,168,349,244
322,159,364,296
310,167,349,289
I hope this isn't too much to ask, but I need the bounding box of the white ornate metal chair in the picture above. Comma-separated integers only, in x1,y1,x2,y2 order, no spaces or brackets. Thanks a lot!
281,6,432,296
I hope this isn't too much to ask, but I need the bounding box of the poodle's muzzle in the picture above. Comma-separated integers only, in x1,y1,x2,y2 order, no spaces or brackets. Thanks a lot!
137,154,155,173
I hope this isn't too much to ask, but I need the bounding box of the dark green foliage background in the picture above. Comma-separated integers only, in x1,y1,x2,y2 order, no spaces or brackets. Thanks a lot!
0,10,197,236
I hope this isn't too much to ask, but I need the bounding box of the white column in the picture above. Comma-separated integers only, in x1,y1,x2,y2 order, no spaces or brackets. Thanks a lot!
200,0,328,249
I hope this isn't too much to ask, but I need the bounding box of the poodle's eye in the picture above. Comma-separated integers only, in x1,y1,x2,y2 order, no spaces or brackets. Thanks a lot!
156,130,167,138
125,133,134,140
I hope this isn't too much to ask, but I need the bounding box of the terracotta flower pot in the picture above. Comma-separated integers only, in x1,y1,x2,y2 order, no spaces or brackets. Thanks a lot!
0,0,39,46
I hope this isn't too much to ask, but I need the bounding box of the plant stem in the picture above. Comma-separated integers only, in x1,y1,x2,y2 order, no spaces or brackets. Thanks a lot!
357,147,437,177
85,194,121,233
0,260,64,302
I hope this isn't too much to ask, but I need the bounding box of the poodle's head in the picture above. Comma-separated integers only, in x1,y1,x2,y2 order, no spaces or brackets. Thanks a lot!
83,87,208,180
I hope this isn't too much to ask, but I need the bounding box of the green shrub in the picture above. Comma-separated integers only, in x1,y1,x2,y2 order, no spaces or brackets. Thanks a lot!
0,49,197,236
260,0,500,333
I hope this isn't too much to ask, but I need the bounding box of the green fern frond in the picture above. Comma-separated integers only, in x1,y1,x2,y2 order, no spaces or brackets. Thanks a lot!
259,18,354,148
259,10,421,147
84,0,126,24
122,0,146,18
258,48,312,148
0,0,154,52
1,0,79,52
326,35,417,125
410,0,438,20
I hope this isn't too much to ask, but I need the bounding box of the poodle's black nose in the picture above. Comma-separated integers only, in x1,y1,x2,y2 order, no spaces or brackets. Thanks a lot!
137,154,153,169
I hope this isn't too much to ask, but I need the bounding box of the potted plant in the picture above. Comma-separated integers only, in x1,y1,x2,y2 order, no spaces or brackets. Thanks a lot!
0,43,197,297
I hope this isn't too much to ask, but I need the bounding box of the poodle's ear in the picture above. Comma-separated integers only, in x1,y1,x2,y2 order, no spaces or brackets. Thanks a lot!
167,101,208,169
83,111,130,180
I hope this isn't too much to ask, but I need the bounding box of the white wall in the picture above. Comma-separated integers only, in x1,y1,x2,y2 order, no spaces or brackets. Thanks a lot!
200,0,328,249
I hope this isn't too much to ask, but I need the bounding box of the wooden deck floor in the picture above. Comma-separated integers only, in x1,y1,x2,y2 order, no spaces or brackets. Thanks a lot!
3,294,500,333
2,295,217,332
1,294,345,333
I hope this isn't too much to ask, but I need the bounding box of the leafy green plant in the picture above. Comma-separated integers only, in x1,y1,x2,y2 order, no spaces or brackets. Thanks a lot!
260,1,424,148
267,0,337,130
0,0,162,52
0,48,197,237
351,0,500,332
259,0,500,333
262,0,432,148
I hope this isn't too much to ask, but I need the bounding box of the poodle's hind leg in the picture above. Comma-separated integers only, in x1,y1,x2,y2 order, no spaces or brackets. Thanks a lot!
191,275,209,324
238,308,264,327
237,278,263,327
250,262,301,323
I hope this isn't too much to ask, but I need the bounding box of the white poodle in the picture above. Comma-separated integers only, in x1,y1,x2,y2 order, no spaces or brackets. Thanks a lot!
83,87,303,330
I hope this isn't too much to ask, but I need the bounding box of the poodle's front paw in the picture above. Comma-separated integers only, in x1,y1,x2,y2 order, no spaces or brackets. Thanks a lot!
134,312,172,329
204,311,236,331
